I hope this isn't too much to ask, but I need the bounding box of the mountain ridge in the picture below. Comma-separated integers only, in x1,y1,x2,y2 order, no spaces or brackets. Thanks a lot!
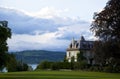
11,50,66,64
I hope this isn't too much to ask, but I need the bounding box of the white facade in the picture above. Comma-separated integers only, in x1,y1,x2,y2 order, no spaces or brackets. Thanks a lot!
66,36,94,64
66,51,80,62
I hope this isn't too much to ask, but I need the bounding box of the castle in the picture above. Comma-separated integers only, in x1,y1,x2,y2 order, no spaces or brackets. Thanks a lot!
66,36,94,64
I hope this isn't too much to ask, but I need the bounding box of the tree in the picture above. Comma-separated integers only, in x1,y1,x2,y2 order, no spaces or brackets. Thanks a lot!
91,0,120,67
92,41,107,65
16,61,28,71
77,51,86,62
91,0,120,42
0,21,11,71
6,54,17,72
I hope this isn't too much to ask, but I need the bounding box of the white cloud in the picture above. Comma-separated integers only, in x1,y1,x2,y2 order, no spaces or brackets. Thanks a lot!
7,33,69,51
29,7,69,19
0,6,95,51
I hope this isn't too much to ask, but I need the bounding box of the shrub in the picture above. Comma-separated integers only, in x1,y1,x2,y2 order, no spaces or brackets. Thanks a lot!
79,60,88,70
89,66,99,71
104,66,113,72
51,62,60,70
37,61,52,70
113,65,120,73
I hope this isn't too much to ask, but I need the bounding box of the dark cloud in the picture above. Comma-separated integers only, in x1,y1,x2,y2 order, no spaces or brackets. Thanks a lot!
0,7,64,34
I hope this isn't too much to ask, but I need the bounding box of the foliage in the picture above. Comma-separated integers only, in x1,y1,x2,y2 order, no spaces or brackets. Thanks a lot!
63,55,67,62
6,53,18,72
0,21,28,72
16,61,28,72
37,60,90,70
77,51,86,62
89,65,102,72
6,53,29,72
51,62,60,70
79,60,88,70
92,41,107,65
104,66,113,73
90,0,120,72
73,61,88,70
37,61,71,70
91,0,120,42
0,21,11,71
37,61,53,70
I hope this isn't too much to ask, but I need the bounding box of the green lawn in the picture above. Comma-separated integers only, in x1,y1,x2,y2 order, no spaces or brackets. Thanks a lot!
0,70,120,79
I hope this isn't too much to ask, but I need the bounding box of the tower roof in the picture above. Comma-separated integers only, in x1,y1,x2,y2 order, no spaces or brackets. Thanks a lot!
80,36,85,41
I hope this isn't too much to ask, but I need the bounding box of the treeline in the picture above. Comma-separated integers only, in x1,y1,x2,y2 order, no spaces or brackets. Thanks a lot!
36,61,89,70
36,54,120,73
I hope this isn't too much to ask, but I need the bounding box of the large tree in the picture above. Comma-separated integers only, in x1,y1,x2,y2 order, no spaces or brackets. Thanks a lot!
91,0,120,42
91,0,120,65
0,21,11,71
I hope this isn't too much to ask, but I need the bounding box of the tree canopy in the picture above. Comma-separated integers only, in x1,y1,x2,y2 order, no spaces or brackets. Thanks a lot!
91,0,120,67
91,0,120,42
0,21,11,71
90,0,120,72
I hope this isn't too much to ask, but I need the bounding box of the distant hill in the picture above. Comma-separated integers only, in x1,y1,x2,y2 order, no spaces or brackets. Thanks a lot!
12,50,66,64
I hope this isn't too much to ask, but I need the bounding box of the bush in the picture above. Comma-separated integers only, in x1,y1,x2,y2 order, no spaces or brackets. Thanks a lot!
113,66,120,73
51,62,60,70
37,61,72,70
104,66,113,72
89,66,99,71
37,61,53,70
61,62,71,69
36,60,119,73
104,65,120,73
79,60,88,70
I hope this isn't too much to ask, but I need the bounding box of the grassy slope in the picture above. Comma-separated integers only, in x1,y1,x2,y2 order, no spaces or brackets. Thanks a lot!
0,70,120,79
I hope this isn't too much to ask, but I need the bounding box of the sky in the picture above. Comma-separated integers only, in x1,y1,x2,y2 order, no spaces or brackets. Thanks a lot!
0,0,108,51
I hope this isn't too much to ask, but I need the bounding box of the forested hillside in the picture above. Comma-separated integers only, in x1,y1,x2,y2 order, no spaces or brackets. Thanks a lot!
12,50,65,64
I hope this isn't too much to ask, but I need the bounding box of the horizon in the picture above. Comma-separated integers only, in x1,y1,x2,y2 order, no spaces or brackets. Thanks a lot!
0,0,108,52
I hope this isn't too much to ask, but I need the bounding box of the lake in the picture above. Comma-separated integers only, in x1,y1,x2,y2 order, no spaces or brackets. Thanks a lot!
28,64,38,70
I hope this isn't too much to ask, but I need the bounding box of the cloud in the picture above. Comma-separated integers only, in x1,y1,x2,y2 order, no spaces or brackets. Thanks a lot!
7,33,70,51
30,7,69,19
0,7,89,34
0,7,60,34
0,7,94,51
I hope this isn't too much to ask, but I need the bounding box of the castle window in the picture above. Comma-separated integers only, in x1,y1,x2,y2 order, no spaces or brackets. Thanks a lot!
76,43,79,48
